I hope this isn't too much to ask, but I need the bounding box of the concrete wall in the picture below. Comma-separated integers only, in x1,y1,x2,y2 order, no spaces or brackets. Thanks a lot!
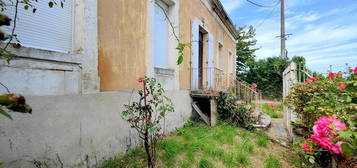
0,90,192,168
0,0,99,96
179,0,237,89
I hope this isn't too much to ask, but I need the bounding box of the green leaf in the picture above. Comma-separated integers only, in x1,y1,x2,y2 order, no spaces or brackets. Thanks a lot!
177,55,183,65
48,2,54,8
24,5,29,10
341,143,353,157
308,156,315,164
0,107,12,120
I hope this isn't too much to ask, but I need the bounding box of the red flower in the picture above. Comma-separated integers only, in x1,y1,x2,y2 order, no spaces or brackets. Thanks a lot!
354,66,357,74
308,116,347,155
305,77,316,84
137,77,144,83
147,118,152,123
337,84,346,90
269,103,276,108
251,83,257,88
328,72,335,78
302,140,313,152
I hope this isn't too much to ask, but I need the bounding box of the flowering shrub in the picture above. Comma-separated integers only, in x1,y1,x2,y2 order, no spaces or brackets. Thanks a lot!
286,67,357,134
122,77,174,168
287,67,357,167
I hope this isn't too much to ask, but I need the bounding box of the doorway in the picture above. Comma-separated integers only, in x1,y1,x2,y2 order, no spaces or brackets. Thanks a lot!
198,31,204,89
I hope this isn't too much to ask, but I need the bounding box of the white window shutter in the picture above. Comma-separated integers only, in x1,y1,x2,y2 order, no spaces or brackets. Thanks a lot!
3,0,73,53
153,1,169,68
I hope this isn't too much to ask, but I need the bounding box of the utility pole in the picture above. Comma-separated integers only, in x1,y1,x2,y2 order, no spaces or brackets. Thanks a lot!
280,0,286,58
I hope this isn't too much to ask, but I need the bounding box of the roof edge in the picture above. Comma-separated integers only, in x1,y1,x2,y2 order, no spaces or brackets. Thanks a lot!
211,0,239,40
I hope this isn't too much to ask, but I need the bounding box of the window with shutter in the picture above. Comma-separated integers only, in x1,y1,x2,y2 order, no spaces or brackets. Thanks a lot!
3,0,73,53
153,0,169,68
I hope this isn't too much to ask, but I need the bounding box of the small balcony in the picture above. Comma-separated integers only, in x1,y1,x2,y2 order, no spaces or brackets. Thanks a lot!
190,67,226,97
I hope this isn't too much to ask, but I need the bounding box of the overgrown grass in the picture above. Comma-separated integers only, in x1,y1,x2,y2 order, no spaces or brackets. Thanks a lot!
97,122,293,168
262,103,283,118
96,147,146,168
198,158,214,168
255,130,269,147
265,155,281,168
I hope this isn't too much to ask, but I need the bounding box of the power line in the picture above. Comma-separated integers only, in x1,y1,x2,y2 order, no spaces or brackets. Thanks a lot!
256,1,279,28
246,0,279,8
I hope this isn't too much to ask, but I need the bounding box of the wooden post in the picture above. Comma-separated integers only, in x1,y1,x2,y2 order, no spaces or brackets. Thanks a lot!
210,98,217,126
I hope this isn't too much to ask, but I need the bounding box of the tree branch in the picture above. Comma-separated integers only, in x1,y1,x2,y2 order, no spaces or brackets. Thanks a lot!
4,0,19,50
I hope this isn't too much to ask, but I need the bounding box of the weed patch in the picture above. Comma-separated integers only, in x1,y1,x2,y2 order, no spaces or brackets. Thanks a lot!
265,155,281,168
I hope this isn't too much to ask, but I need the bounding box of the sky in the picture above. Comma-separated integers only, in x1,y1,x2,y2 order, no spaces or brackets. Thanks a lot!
221,0,357,73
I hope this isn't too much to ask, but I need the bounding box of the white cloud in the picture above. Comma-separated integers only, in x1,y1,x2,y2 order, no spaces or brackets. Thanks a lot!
221,0,245,14
246,5,357,73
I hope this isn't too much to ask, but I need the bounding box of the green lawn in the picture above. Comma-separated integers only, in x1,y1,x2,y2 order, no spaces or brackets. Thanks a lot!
262,103,284,119
97,122,295,168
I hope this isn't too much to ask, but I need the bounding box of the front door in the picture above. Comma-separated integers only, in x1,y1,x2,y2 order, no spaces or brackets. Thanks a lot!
198,31,204,89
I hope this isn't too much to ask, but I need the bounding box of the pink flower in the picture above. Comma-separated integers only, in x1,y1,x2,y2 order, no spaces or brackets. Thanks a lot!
137,77,144,83
269,104,276,108
305,77,316,84
308,116,347,155
251,83,257,88
313,116,346,136
328,72,335,78
312,124,330,137
302,140,313,152
311,135,334,151
331,141,344,154
354,66,357,74
337,84,346,90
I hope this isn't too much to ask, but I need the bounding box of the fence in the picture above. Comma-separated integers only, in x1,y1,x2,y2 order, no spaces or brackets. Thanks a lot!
283,62,312,140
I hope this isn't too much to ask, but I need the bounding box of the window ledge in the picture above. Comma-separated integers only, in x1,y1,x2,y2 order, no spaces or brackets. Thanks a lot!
154,67,175,76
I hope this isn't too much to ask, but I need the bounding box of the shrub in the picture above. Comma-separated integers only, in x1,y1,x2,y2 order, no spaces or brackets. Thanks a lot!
122,77,174,168
286,69,357,136
216,92,254,129
287,67,357,167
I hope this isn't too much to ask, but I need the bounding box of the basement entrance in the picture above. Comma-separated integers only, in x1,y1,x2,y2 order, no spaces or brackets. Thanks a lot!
191,94,217,126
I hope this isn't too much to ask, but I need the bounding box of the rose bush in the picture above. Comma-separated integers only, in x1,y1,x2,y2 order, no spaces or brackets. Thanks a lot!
287,67,357,167
286,67,357,134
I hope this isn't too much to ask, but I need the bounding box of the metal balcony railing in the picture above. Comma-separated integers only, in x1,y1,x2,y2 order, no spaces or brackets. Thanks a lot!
191,67,225,92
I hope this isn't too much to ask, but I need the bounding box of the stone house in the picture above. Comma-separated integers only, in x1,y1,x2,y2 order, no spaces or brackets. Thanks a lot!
0,0,238,167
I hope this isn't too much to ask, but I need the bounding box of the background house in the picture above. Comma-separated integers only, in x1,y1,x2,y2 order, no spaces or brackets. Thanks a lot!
0,0,237,167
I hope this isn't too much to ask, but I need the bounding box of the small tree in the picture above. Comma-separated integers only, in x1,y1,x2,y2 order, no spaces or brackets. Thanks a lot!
122,77,174,168
236,25,259,75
